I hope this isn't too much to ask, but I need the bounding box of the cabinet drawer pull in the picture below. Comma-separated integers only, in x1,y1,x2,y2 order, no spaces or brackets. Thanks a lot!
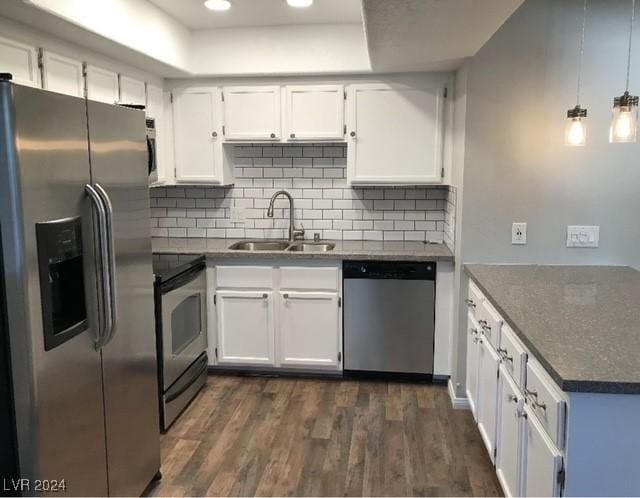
270,133,276,139
497,348,513,362
464,299,476,308
290,133,295,138
533,400,547,412
525,388,538,399
517,409,528,419
262,293,268,299
507,394,518,403
283,293,289,299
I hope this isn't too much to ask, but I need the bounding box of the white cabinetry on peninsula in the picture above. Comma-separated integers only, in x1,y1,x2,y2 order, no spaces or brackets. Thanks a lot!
463,266,640,497
209,261,343,372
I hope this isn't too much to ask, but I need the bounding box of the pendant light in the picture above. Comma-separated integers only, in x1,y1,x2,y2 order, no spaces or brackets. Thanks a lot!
610,0,639,143
565,0,589,146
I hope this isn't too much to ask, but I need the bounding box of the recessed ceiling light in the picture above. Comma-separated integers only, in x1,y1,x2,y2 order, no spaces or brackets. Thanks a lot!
204,0,231,11
287,0,313,7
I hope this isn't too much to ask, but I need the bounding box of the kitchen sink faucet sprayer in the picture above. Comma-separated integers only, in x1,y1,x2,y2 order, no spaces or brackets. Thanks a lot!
266,190,305,242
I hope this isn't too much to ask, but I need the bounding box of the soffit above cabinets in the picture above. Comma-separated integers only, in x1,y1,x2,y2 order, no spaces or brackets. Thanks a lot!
362,0,525,72
148,0,363,29
1,0,524,76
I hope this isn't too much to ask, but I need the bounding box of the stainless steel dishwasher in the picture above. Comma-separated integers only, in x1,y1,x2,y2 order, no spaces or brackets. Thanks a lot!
343,261,436,379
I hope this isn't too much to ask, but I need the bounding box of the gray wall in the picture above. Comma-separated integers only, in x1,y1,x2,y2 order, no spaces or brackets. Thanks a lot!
452,0,640,395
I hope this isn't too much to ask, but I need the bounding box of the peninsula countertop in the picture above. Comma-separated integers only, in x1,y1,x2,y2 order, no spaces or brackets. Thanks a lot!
152,237,454,262
465,264,640,394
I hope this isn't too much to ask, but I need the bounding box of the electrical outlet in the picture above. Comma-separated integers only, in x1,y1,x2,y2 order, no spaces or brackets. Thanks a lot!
512,222,527,245
230,207,248,224
567,225,599,248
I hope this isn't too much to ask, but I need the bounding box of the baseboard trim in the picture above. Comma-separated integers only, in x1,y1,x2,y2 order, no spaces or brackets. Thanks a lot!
448,379,470,410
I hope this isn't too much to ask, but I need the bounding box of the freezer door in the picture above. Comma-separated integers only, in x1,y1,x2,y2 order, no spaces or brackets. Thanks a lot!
86,100,160,497
0,83,108,495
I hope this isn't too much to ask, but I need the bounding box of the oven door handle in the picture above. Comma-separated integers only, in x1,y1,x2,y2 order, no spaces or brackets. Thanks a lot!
160,263,205,294
165,355,207,403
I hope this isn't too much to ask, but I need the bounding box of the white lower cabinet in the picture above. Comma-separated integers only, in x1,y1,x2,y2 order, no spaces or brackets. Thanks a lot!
212,263,342,372
279,292,341,369
215,290,275,366
496,365,524,498
466,314,481,420
523,405,563,497
476,333,500,462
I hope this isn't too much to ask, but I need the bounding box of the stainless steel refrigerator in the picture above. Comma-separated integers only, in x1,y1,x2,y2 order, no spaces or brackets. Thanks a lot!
0,78,160,496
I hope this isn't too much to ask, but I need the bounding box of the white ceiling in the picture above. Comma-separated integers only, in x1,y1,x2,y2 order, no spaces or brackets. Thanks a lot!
149,0,363,30
362,0,524,72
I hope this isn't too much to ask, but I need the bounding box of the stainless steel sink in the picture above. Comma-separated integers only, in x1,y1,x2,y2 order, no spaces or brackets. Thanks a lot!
228,240,291,251
286,242,336,252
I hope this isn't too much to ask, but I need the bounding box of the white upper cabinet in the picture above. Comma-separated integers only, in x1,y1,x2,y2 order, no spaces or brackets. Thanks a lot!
173,88,231,184
0,35,39,88
278,291,341,370
41,50,83,97
118,75,146,106
284,84,345,140
346,83,447,185
85,65,119,104
222,85,281,140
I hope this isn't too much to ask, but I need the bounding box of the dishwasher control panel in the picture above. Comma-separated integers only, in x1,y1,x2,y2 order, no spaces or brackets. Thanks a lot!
343,261,436,280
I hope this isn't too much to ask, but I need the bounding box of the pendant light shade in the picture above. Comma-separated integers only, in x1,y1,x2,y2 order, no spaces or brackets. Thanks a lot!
565,105,588,146
610,0,637,143
610,92,639,143
565,0,589,147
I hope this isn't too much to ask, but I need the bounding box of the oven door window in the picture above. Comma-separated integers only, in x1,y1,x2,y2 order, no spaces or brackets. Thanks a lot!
170,294,202,355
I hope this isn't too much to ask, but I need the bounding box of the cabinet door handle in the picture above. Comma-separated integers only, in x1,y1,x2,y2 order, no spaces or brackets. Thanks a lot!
350,131,356,137
290,133,295,138
270,133,276,139
262,293,268,299
283,293,289,299
212,131,218,138
533,400,547,412
525,388,538,399
517,409,528,419
507,394,518,403
464,299,476,308
497,348,513,362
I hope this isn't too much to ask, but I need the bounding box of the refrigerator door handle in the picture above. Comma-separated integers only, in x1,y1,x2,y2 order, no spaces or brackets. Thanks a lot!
85,184,112,349
94,183,118,346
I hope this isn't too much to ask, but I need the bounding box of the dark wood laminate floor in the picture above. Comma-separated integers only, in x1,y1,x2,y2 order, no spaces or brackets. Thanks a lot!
147,375,502,497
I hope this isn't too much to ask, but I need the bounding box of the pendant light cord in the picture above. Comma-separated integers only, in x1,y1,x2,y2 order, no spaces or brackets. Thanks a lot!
625,0,636,92
576,0,588,105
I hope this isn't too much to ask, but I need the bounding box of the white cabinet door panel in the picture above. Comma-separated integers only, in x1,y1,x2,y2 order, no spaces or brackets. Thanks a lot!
477,336,500,462
223,85,280,140
0,35,39,87
41,50,83,97
466,314,481,420
279,292,341,369
173,89,222,183
523,405,563,497
118,75,145,106
496,364,524,498
347,84,445,185
86,65,119,104
285,85,344,140
216,290,275,366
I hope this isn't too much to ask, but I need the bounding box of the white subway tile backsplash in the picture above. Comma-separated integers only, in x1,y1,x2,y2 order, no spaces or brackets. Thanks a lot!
151,144,455,244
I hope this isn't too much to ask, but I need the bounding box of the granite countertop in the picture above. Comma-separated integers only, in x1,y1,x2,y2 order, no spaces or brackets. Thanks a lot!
152,237,454,262
465,264,640,394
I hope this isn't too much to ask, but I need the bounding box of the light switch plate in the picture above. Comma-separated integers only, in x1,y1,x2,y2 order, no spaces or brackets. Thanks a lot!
512,222,527,245
567,225,599,248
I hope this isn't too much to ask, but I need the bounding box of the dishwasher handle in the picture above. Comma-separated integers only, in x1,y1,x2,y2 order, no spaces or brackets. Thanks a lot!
343,261,436,280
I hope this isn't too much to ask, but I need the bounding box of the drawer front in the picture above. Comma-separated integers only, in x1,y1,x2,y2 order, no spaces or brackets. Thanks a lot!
280,266,339,291
525,360,566,449
498,324,527,388
216,266,273,288
478,299,502,349
465,280,484,315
